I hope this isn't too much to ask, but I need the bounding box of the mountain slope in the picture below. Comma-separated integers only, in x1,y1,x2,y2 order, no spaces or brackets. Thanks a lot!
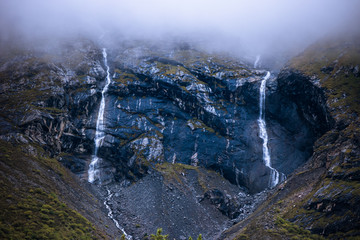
1,36,358,239
0,41,121,239
222,35,360,239
0,139,117,239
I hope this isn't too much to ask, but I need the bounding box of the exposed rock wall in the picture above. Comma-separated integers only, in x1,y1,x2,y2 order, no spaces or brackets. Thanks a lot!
0,40,337,239
57,45,320,193
0,42,322,193
222,35,360,240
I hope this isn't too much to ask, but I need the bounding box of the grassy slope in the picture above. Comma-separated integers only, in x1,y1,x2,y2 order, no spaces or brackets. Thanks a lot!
290,35,360,122
223,35,360,240
0,139,111,239
0,45,118,239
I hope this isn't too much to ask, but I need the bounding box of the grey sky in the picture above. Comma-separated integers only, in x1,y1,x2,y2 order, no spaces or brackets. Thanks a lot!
0,0,359,56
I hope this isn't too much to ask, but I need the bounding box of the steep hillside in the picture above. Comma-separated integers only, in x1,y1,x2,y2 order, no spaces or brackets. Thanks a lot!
0,41,121,239
0,139,119,239
222,35,360,239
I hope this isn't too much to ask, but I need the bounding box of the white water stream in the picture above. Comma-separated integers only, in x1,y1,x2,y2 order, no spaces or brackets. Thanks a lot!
88,48,112,183
104,188,132,239
254,55,261,68
258,71,281,188
87,48,131,239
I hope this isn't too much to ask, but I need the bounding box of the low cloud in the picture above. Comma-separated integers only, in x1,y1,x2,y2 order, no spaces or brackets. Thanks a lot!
1,0,359,58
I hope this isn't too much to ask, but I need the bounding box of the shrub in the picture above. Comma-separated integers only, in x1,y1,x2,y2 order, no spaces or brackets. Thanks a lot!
150,228,168,240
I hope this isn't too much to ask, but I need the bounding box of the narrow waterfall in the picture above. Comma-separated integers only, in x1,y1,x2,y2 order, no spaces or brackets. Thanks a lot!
258,71,281,188
254,55,261,68
88,49,132,239
88,48,112,183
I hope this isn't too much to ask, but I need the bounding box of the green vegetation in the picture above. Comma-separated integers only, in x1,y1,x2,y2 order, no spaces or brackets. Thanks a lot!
156,162,197,185
155,162,219,193
150,228,168,240
234,233,249,240
155,62,190,77
171,49,249,78
113,69,139,85
289,36,360,120
180,85,190,93
268,216,324,240
0,139,105,239
0,188,97,239
275,37,360,238
148,228,202,240
32,105,66,114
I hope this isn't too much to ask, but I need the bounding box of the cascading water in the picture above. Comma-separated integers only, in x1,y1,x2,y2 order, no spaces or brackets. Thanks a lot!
254,55,261,68
88,48,132,239
104,188,132,239
88,48,112,184
258,71,283,188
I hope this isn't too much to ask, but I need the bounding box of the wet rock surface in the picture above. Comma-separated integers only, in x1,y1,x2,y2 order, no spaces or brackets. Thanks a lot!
0,43,319,193
75,44,319,194
0,40,330,239
221,36,360,240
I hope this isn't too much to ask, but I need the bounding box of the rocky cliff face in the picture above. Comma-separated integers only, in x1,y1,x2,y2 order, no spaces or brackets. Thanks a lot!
0,37,353,239
101,43,322,195
0,40,121,239
222,35,360,240
0,41,319,191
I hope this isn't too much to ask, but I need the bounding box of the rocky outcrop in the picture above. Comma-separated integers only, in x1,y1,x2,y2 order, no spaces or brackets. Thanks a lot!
222,35,360,240
275,69,334,135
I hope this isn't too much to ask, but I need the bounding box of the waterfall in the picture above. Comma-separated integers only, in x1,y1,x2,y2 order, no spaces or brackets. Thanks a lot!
104,189,132,239
88,49,132,239
254,55,261,68
88,48,112,183
258,71,282,188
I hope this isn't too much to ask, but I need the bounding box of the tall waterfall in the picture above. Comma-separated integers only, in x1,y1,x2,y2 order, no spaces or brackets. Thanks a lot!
87,49,132,239
258,71,281,188
88,48,112,183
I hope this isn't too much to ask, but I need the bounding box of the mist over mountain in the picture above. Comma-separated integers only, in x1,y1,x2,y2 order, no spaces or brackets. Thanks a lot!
1,1,360,239
1,0,359,58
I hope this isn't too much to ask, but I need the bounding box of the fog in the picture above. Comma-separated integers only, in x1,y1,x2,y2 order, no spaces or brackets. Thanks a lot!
1,0,359,58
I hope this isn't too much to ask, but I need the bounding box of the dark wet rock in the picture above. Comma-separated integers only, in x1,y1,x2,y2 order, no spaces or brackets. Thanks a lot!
76,46,323,194
203,189,241,219
321,65,334,74
221,36,360,240
0,43,324,194
0,40,337,239
265,68,335,178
